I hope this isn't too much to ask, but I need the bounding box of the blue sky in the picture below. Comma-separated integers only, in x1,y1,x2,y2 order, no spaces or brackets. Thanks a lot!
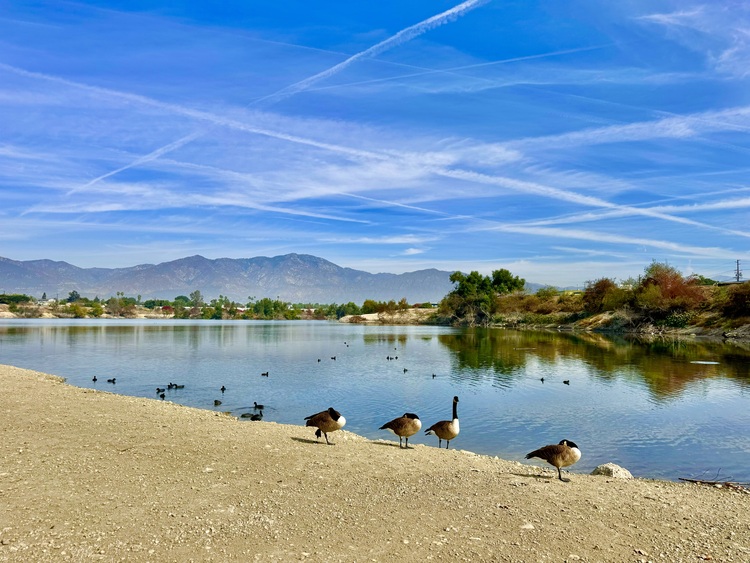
1,0,749,287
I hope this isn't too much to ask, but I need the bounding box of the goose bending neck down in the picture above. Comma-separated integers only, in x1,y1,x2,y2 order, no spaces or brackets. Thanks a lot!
304,407,346,445
379,413,422,449
425,396,459,449
525,439,581,482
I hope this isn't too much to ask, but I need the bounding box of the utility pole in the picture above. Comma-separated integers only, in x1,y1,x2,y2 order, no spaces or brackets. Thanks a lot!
736,260,743,282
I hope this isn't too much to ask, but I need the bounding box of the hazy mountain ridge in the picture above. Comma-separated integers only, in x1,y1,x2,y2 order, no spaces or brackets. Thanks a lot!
0,254,457,304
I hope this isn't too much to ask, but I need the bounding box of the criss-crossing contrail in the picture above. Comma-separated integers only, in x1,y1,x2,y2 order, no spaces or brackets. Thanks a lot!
252,0,490,107
75,0,489,192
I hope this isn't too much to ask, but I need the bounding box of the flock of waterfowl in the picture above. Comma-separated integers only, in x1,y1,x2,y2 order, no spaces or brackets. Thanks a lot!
90,347,582,481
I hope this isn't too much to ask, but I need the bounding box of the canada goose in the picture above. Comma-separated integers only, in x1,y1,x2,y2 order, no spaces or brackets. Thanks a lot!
214,400,222,406
425,396,460,449
253,401,264,410
525,439,581,482
107,378,116,384
304,407,346,445
380,413,422,449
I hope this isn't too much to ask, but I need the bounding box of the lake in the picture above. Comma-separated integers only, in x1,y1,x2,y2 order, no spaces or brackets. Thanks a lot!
1,319,749,483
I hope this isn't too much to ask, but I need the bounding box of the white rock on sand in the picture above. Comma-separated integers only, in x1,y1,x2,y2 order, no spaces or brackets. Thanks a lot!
0,363,748,562
591,462,634,479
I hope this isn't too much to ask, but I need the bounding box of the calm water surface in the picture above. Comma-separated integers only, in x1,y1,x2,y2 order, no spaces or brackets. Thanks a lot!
1,319,749,482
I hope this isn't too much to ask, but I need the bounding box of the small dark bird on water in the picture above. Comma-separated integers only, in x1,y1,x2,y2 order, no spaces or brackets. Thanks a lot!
331,356,336,361
220,386,226,393
92,376,97,382
250,412,263,421
380,413,422,449
425,396,460,449
563,380,570,385
261,372,269,377
525,439,581,482
214,400,222,406
156,387,165,393
107,378,116,384
159,393,165,400
305,407,346,445
253,401,264,410
540,377,545,383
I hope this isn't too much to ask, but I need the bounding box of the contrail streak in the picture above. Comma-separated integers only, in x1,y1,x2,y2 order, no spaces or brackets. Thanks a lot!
69,0,488,191
252,0,490,107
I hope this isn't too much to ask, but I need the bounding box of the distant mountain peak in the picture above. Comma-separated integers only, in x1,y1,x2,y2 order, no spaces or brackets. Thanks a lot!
0,253,456,303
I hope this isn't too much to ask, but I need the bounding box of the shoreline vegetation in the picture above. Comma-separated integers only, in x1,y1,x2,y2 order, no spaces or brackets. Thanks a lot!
1,364,749,562
2,262,750,340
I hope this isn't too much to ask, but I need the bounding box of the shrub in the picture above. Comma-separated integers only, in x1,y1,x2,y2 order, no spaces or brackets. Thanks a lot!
722,282,750,318
583,278,618,313
634,262,706,317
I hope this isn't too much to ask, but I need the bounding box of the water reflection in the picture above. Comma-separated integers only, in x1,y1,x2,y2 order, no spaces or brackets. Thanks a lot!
1,320,749,482
439,328,750,400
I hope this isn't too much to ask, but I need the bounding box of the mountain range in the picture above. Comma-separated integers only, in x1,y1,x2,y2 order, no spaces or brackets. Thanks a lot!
0,254,460,304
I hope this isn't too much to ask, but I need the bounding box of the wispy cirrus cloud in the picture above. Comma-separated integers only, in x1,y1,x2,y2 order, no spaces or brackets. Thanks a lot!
639,3,750,77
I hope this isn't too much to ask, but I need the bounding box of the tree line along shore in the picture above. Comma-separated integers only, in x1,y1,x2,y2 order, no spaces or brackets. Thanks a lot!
2,261,749,337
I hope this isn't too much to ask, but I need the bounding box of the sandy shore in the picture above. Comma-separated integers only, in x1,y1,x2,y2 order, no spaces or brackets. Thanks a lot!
1,364,748,562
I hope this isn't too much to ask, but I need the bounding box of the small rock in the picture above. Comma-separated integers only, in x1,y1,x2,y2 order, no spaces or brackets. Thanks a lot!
591,463,633,479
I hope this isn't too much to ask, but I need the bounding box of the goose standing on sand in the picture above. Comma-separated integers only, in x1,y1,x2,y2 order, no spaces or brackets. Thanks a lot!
425,396,459,449
379,413,422,449
304,407,346,445
525,439,581,482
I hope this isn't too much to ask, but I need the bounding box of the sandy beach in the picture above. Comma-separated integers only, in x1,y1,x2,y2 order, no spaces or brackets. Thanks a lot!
0,364,748,562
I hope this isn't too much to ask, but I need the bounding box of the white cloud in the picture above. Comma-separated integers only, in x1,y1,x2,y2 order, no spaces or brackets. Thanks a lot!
639,3,750,78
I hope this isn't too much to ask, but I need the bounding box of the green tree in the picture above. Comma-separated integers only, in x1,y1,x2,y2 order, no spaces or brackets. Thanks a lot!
491,269,526,294
69,303,87,318
361,299,378,314
442,271,500,326
67,290,81,303
189,290,204,307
